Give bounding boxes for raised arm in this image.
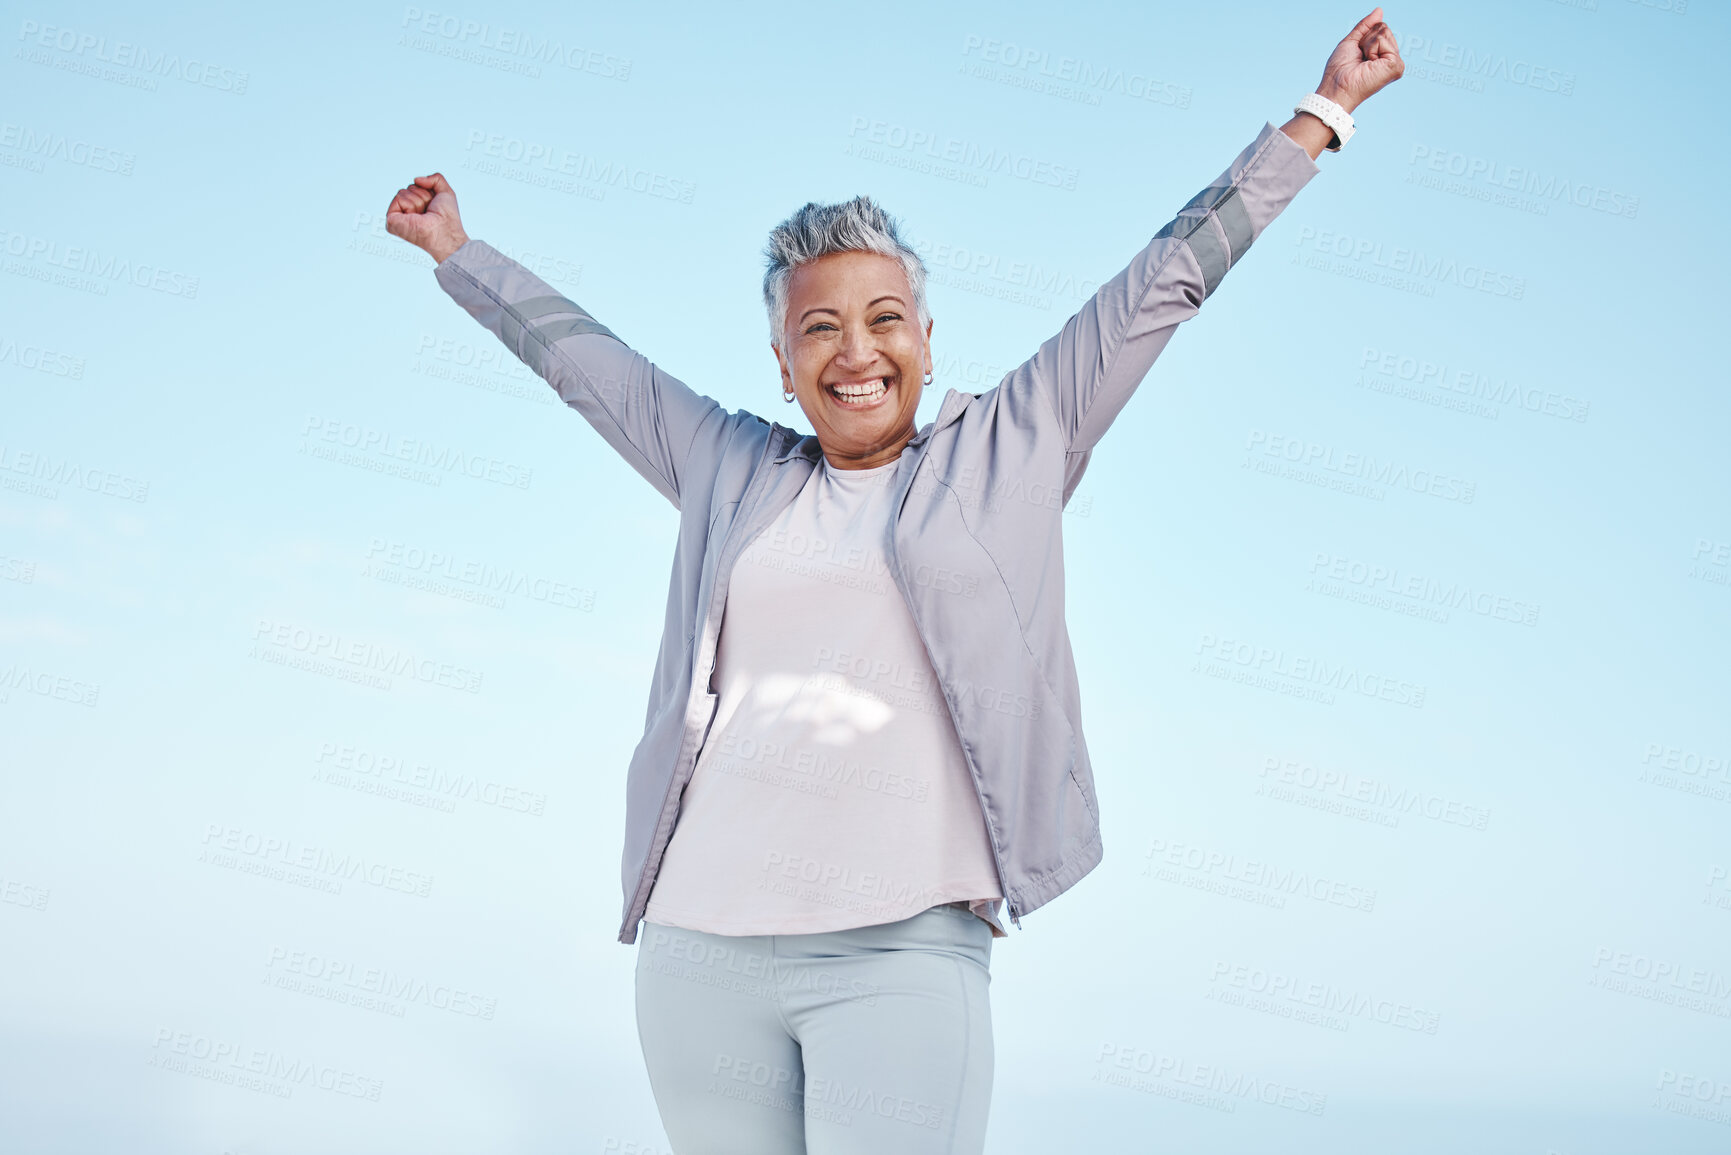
[1003,8,1404,459]
[386,173,735,510]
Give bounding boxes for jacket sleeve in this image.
[1001,121,1320,460]
[432,239,732,510]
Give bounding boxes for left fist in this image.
[1316,7,1404,113]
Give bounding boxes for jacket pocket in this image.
[706,500,739,544]
[1067,757,1100,824]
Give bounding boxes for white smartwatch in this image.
[1294,92,1355,152]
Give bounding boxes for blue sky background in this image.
[3,0,1728,1151]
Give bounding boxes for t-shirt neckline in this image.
[821,454,902,480]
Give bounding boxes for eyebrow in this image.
[797,295,907,326]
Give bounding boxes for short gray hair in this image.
[761,194,930,351]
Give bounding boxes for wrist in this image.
[1293,91,1356,154]
[1280,113,1334,162]
[1315,85,1359,115]
[431,231,470,265]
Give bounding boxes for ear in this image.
[771,340,792,389]
[923,317,934,377]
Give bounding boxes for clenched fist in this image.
[1316,7,1405,113]
[387,172,470,265]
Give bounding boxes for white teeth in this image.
[832,377,889,401]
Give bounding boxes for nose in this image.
[834,323,881,373]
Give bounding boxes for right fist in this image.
[386,172,470,264]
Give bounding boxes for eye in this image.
[805,322,837,334]
[872,312,901,325]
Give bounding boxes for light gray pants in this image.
[634,902,995,1154]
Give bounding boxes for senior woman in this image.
[388,11,1402,1152]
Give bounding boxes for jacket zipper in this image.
[884,459,1022,931]
[622,429,786,938]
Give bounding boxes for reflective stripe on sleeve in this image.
[512,293,623,342]
[1154,181,1255,299]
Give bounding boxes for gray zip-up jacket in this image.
[432,121,1319,944]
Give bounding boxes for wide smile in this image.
[824,374,895,410]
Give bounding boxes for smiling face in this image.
[772,250,933,471]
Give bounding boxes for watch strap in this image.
[1294,92,1355,152]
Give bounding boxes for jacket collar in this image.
[770,387,971,464]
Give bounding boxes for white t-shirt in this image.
[644,451,1007,937]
